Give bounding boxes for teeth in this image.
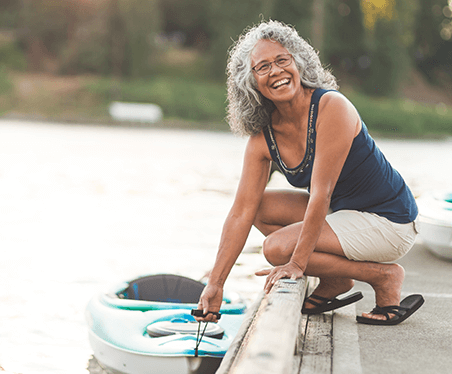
[273,79,289,88]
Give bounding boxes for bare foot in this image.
[303,277,355,310]
[362,263,405,320]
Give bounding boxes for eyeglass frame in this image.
[252,54,293,76]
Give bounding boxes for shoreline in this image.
[1,114,451,141]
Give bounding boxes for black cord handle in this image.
[191,309,221,357]
[191,309,221,320]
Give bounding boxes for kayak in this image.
[416,190,452,260]
[86,274,246,374]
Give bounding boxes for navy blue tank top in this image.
[263,88,418,224]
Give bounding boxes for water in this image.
[0,119,451,374]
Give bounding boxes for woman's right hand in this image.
[195,284,224,323]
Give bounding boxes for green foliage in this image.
[324,0,367,75]
[270,0,314,40]
[348,92,452,136]
[361,18,404,97]
[0,41,27,71]
[205,0,316,81]
[7,0,450,99]
[85,74,452,136]
[87,76,227,122]
[395,0,420,49]
[60,23,111,75]
[0,66,13,96]
[412,0,452,85]
[0,0,450,134]
[153,50,212,82]
[119,0,162,78]
[19,0,161,77]
[324,0,420,97]
[160,0,211,48]
[205,0,265,80]
[20,0,72,55]
[0,0,20,28]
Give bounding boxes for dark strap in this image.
[308,294,331,302]
[195,322,209,357]
[311,88,332,104]
[370,305,410,320]
[304,294,334,307]
[191,309,222,356]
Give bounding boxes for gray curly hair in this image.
[226,20,339,136]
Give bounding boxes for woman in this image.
[196,20,423,325]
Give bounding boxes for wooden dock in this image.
[217,277,334,374]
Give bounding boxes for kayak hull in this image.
[417,190,452,261]
[86,274,246,374]
[88,330,222,374]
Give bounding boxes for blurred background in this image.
[0,0,451,136]
[0,1,451,373]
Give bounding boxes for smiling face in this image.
[250,39,302,104]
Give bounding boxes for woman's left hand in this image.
[255,262,304,293]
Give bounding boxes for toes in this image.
[362,312,384,320]
[361,312,395,320]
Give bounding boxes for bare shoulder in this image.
[317,91,360,134]
[319,91,357,114]
[245,130,272,161]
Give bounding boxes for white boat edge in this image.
[417,190,452,261]
[89,329,221,374]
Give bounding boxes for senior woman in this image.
[196,20,423,325]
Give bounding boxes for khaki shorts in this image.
[325,210,418,262]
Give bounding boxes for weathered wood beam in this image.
[217,277,308,374]
[216,290,266,374]
[299,312,333,374]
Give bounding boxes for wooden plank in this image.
[216,291,265,374]
[292,313,309,374]
[226,278,308,374]
[292,276,320,373]
[299,312,333,374]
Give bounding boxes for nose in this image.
[269,63,284,76]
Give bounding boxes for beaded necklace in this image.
[267,102,315,176]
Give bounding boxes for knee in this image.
[262,233,289,266]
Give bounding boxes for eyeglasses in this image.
[252,54,293,76]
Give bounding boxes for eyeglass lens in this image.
[253,54,292,75]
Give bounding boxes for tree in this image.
[18,0,73,72]
[0,0,20,28]
[160,0,211,49]
[206,0,280,80]
[362,17,402,96]
[16,0,161,77]
[412,0,452,87]
[324,0,367,79]
[271,0,315,42]
[119,0,161,78]
[359,0,419,97]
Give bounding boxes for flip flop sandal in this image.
[302,291,364,315]
[356,294,424,325]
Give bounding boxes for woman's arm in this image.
[262,92,360,291]
[196,132,271,321]
[291,92,360,267]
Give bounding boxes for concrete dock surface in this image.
[331,241,452,374]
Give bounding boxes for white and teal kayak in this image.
[417,190,452,260]
[86,274,246,374]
